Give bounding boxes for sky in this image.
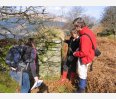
[46,6,107,20]
[83,6,106,20]
[0,0,114,21]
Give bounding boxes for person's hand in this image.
[73,52,77,57]
[34,76,39,82]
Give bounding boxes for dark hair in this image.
[26,38,34,47]
[73,17,86,28]
[28,38,34,43]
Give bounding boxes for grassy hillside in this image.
[0,72,19,93]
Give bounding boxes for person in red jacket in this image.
[73,17,97,93]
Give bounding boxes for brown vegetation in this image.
[87,37,116,93]
[31,37,116,93]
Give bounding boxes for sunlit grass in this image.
[0,71,19,93]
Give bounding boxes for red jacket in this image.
[73,26,97,64]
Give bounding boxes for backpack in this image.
[18,46,34,71]
[5,45,31,71]
[6,45,34,86]
[22,46,34,63]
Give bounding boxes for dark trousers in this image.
[62,57,77,79]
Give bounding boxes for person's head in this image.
[70,28,79,39]
[73,17,86,32]
[28,38,34,43]
[26,38,35,48]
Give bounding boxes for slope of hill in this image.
[87,37,116,92]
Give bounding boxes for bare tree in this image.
[64,6,84,30]
[82,15,97,28]
[66,6,84,21]
[101,6,116,38]
[63,6,96,30]
[0,6,51,39]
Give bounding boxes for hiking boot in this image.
[58,71,68,83]
[61,71,68,79]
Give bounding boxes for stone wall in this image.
[36,39,62,78]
